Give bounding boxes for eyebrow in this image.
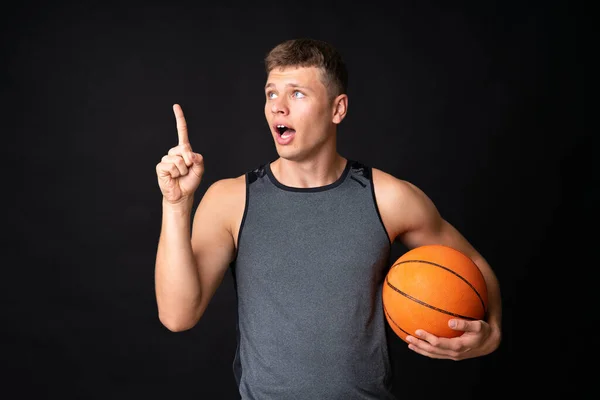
[264,83,312,91]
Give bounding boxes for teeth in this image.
[277,124,286,128]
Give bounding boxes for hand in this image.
[156,104,205,204]
[404,319,501,361]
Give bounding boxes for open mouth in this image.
[276,124,296,137]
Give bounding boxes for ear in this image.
[332,94,348,124]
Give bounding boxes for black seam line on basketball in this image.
[383,302,410,337]
[385,275,478,320]
[391,259,487,315]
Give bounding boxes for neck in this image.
[271,153,347,189]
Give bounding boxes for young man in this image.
[155,38,502,399]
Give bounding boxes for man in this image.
[154,38,502,399]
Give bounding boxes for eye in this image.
[292,91,305,99]
[267,92,278,99]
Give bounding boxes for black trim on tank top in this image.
[368,166,393,248]
[265,159,351,192]
[346,160,390,247]
[349,160,371,179]
[231,172,251,264]
[247,164,267,184]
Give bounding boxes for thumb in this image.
[191,152,203,164]
[190,153,204,177]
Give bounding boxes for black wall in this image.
[3,1,585,399]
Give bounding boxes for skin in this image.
[154,65,502,361]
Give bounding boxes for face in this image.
[264,66,347,161]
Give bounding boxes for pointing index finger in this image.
[173,104,189,145]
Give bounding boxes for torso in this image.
[225,166,402,252]
[229,159,397,398]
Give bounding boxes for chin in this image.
[274,147,304,162]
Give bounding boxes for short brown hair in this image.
[264,38,348,98]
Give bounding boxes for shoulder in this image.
[371,167,441,241]
[199,160,269,215]
[194,174,246,224]
[191,173,247,239]
[371,167,424,204]
[201,174,246,206]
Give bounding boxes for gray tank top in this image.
[231,159,397,400]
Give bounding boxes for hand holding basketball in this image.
[405,317,495,361]
[156,104,205,204]
[383,244,488,341]
[382,244,499,360]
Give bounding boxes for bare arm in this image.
[374,168,502,357]
[154,104,242,332]
[396,182,502,338]
[155,179,240,332]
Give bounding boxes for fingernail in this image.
[449,320,456,328]
[415,330,424,337]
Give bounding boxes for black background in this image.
[3,0,586,399]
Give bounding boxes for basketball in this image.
[382,244,488,343]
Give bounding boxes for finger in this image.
[168,145,185,156]
[413,329,440,346]
[189,152,204,178]
[411,329,469,353]
[449,319,482,333]
[407,334,463,358]
[160,155,189,176]
[156,161,181,179]
[173,104,190,146]
[407,342,454,360]
[168,146,195,166]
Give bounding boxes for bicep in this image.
[374,170,482,260]
[395,182,480,259]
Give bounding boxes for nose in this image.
[271,97,289,115]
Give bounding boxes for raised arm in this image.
[154,104,243,332]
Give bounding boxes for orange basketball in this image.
[382,244,488,343]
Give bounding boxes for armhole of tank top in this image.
[369,167,392,248]
[231,172,250,263]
